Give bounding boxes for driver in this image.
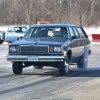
[60,27,70,38]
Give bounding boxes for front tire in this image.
[58,61,69,75]
[12,62,23,74]
[77,47,88,70]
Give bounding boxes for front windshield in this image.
[24,27,71,39]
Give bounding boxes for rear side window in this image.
[7,27,14,32]
[76,27,87,38]
[68,27,76,37]
[72,27,80,38]
[22,27,27,32]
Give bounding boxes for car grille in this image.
[20,45,48,54]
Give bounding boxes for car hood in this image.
[10,38,68,46]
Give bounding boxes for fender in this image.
[63,47,72,63]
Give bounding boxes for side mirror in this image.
[71,36,77,40]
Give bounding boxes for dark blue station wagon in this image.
[6,24,91,75]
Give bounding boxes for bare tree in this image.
[0,0,100,26]
[23,0,33,26]
[78,0,82,25]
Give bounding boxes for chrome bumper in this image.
[7,55,65,62]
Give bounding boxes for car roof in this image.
[30,24,81,27]
[7,25,27,27]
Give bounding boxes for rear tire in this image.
[12,62,23,74]
[77,47,88,70]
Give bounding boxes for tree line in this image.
[0,0,100,27]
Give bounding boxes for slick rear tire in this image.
[77,47,88,70]
[12,62,23,74]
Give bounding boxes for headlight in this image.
[54,47,61,52]
[9,46,19,53]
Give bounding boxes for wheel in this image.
[12,62,23,74]
[0,40,4,44]
[58,61,69,75]
[77,47,88,70]
[34,66,43,69]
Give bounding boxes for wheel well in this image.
[67,50,71,60]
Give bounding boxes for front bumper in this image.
[7,55,65,62]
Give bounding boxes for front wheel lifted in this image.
[58,61,69,75]
[12,62,23,74]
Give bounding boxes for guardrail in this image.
[92,34,100,42]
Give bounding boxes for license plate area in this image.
[28,56,38,61]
